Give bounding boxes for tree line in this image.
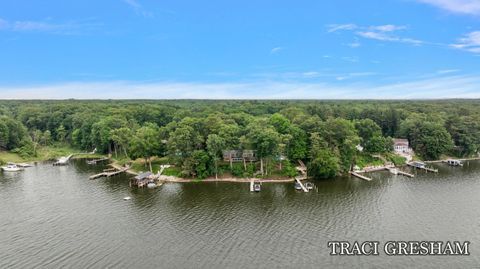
[0,100,479,179]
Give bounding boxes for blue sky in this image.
[1,0,480,99]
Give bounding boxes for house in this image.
[223,150,257,162]
[393,138,411,154]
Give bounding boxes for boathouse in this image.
[131,172,153,187]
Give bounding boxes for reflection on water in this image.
[1,160,480,268]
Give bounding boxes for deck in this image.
[350,171,372,181]
[89,167,129,180]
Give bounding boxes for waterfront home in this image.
[393,139,412,154]
[222,150,257,162]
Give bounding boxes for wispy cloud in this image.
[437,69,460,74]
[123,0,153,17]
[416,0,480,16]
[3,74,477,99]
[451,31,480,53]
[327,23,424,45]
[0,18,101,35]
[270,47,283,54]
[327,24,357,33]
[356,31,423,45]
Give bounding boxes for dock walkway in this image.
[87,157,110,165]
[350,171,372,181]
[89,167,129,180]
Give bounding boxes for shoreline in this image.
[159,175,296,183]
[424,157,480,163]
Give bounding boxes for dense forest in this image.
[1,100,480,179]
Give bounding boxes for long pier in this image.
[53,154,74,166]
[387,168,415,178]
[350,171,372,181]
[397,170,415,178]
[295,177,309,192]
[87,157,110,164]
[89,167,129,180]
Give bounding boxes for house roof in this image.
[393,138,409,145]
[134,172,153,180]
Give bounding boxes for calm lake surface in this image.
[1,160,480,268]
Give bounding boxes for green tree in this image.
[56,125,67,143]
[206,134,226,179]
[245,120,280,175]
[308,133,340,179]
[130,123,161,172]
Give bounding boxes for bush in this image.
[386,154,407,166]
[231,163,245,177]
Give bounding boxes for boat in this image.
[411,161,426,168]
[305,182,314,190]
[294,182,302,191]
[147,182,156,189]
[446,159,463,167]
[123,196,132,201]
[86,160,96,165]
[389,168,399,175]
[253,183,261,192]
[16,163,33,168]
[1,163,23,172]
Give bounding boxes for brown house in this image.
[223,150,257,162]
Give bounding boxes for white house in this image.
[393,138,411,154]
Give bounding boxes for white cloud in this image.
[417,0,480,15]
[327,24,357,32]
[437,69,460,74]
[270,47,283,54]
[451,31,480,53]
[2,74,477,99]
[357,31,423,44]
[0,18,101,34]
[369,24,406,32]
[123,0,153,17]
[327,23,423,46]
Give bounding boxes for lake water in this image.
[1,160,480,268]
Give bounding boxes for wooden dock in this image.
[397,170,415,177]
[89,167,129,180]
[387,168,414,178]
[53,154,73,166]
[87,157,110,165]
[295,177,309,192]
[250,179,254,192]
[350,171,372,181]
[407,163,438,173]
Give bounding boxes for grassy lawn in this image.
[0,144,104,165]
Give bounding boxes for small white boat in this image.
[389,168,399,175]
[446,159,463,167]
[1,163,23,172]
[123,196,132,201]
[305,182,314,190]
[147,182,156,189]
[253,183,261,192]
[294,182,302,191]
[16,163,33,168]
